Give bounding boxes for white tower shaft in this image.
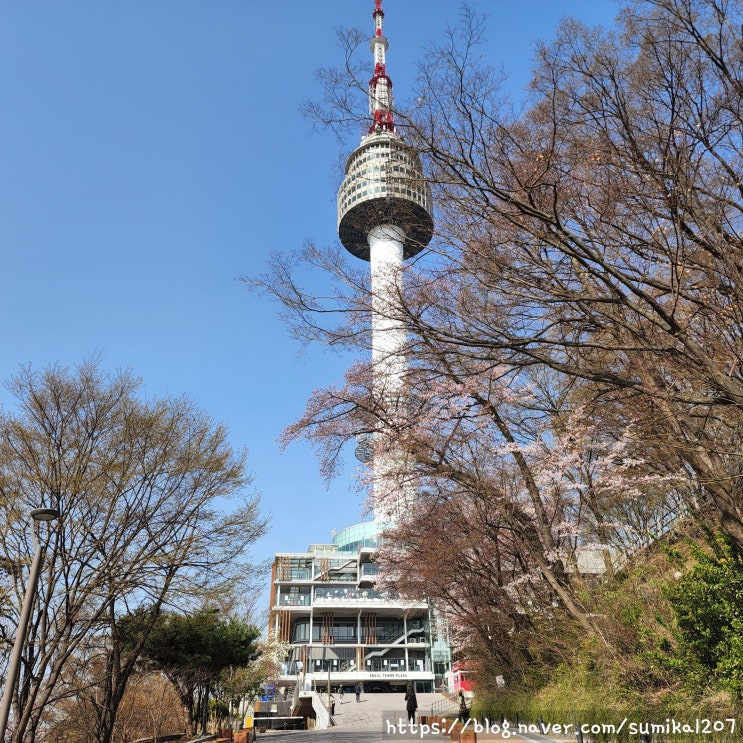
[369,224,406,390]
[368,224,411,523]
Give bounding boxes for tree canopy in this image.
[0,360,268,743]
[138,607,261,735]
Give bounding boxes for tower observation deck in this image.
[338,133,434,260]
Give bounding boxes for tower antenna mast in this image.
[369,0,395,134]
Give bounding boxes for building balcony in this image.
[276,595,312,608]
[277,569,312,581]
[278,658,433,676]
[312,588,427,609]
[364,659,431,673]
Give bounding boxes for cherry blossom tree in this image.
[259,0,743,541]
[255,0,743,676]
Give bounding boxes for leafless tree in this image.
[0,360,268,743]
[405,0,743,547]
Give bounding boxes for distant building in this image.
[268,520,450,694]
[449,659,474,699]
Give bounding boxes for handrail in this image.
[291,676,301,715]
[430,696,458,716]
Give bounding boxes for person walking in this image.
[404,684,418,724]
[339,686,345,703]
[354,683,361,702]
[457,690,469,722]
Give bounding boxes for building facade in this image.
[268,521,449,694]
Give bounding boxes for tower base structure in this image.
[268,521,451,696]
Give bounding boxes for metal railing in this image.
[430,695,458,716]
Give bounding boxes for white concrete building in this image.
[268,521,450,695]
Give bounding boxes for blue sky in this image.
[0,1,618,607]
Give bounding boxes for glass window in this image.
[333,624,357,643]
[292,621,310,642]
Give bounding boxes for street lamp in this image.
[0,507,60,740]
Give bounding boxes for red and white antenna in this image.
[368,0,394,134]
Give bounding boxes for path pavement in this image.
[252,692,570,742]
[331,691,452,731]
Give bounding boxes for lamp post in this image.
[0,507,60,740]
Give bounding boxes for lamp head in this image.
[30,508,60,523]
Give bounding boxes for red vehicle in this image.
[451,660,473,697]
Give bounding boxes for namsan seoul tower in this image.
[337,0,434,522]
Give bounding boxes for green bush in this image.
[665,535,743,697]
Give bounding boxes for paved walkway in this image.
[331,692,452,731]
[252,693,570,742]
